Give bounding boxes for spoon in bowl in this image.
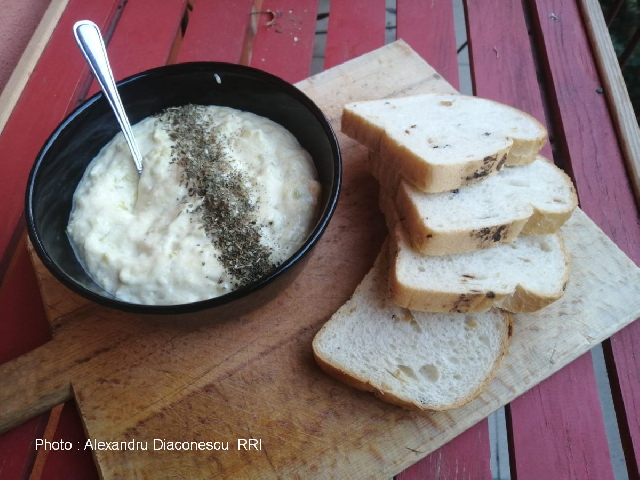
[73,20,143,174]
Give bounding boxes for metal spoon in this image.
[73,20,143,174]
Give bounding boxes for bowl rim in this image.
[25,62,342,314]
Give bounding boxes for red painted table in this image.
[0,1,638,478]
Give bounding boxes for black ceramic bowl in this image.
[26,63,341,315]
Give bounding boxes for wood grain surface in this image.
[509,352,616,479]
[529,0,639,261]
[465,1,615,477]
[0,0,125,266]
[0,1,125,477]
[249,0,318,83]
[40,3,196,475]
[176,0,253,64]
[0,0,70,137]
[395,1,490,477]
[578,0,640,203]
[465,0,553,160]
[323,0,386,70]
[397,0,460,90]
[0,41,638,478]
[0,414,49,480]
[529,1,640,475]
[86,0,188,97]
[397,420,492,480]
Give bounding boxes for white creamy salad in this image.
[67,105,321,305]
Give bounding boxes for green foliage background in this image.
[599,0,639,119]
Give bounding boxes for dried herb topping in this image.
[160,105,275,288]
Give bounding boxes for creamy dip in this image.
[67,105,321,305]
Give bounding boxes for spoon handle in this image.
[73,20,143,174]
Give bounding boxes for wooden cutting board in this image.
[1,40,639,479]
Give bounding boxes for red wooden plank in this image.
[249,0,318,83]
[465,0,629,477]
[508,355,614,479]
[0,239,53,479]
[0,0,51,93]
[396,0,459,90]
[528,0,639,259]
[604,324,640,475]
[177,0,253,64]
[0,415,49,480]
[397,418,492,479]
[87,0,187,97]
[40,403,99,480]
[0,239,50,365]
[0,2,122,478]
[0,240,50,479]
[465,0,552,159]
[528,0,640,475]
[3,2,187,471]
[40,1,192,478]
[323,0,386,69]
[29,405,63,479]
[0,0,124,270]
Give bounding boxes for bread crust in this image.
[370,153,578,256]
[388,226,571,313]
[381,139,513,193]
[312,309,513,411]
[494,234,572,313]
[521,178,578,235]
[394,184,528,255]
[342,93,547,193]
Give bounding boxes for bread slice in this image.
[342,93,547,193]
[371,153,577,255]
[390,225,570,313]
[312,247,511,411]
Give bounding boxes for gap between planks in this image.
[525,0,639,478]
[577,0,640,205]
[0,0,70,137]
[28,404,64,480]
[241,0,263,66]
[166,0,194,65]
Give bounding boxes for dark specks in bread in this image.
[466,154,499,180]
[496,153,508,171]
[474,225,509,244]
[452,294,472,313]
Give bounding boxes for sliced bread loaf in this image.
[342,93,547,193]
[390,224,571,313]
[312,247,511,411]
[371,153,577,255]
